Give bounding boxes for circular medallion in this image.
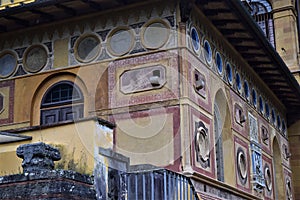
[0,51,17,78]
[265,103,270,119]
[204,40,212,63]
[277,115,281,129]
[142,20,170,49]
[216,52,223,75]
[75,35,101,62]
[236,72,241,92]
[191,27,200,52]
[237,148,247,183]
[226,63,233,84]
[252,89,257,107]
[259,96,264,114]
[196,126,210,162]
[264,165,272,191]
[24,45,48,73]
[244,80,249,100]
[108,28,134,56]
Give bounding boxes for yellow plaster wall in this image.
[53,38,69,68]
[12,62,109,127]
[0,119,113,176]
[115,113,174,167]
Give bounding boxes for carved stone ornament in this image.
[264,165,272,191]
[237,147,247,184]
[251,143,265,192]
[286,178,293,200]
[261,126,269,145]
[120,65,166,94]
[16,142,61,174]
[193,70,206,97]
[235,104,246,126]
[248,112,258,142]
[283,144,292,160]
[195,121,210,168]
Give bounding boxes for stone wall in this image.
[0,170,96,200]
[0,142,96,200]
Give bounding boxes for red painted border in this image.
[190,106,215,179]
[262,154,274,200]
[234,135,252,193]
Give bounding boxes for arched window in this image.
[40,81,84,125]
[249,0,275,47]
[214,103,224,182]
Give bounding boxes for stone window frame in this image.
[107,26,135,57]
[23,44,48,73]
[140,18,171,50]
[235,72,242,93]
[74,33,101,63]
[225,62,233,85]
[190,26,201,53]
[203,39,213,64]
[215,51,223,76]
[0,50,18,78]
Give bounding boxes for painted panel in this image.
[108,51,179,108]
[111,106,180,171]
[230,90,248,138]
[190,107,215,179]
[0,80,14,124]
[234,136,251,193]
[186,52,212,114]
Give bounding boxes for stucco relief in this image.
[249,112,258,142]
[264,164,272,192]
[237,147,247,185]
[195,121,210,168]
[120,65,166,94]
[193,69,206,98]
[234,103,246,126]
[286,177,293,200]
[251,143,265,192]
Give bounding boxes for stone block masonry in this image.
[0,142,96,200]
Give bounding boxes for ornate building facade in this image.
[0,0,299,199]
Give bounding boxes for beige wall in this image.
[0,119,113,176]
